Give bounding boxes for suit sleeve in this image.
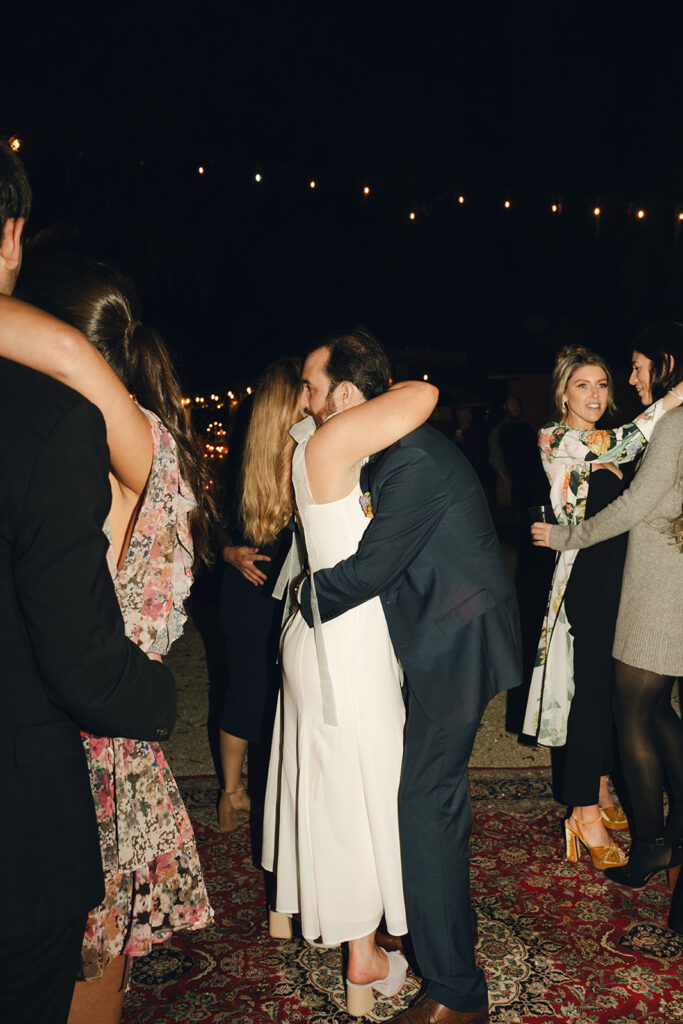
[300,446,449,625]
[14,399,177,739]
[549,412,682,552]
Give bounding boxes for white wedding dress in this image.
[262,417,407,945]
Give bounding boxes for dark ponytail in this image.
[18,252,217,567]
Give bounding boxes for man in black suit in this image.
[298,329,522,1024]
[0,140,177,1023]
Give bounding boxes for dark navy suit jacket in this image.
[1,359,177,933]
[299,424,522,726]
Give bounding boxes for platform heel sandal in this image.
[345,950,408,1017]
[268,911,293,939]
[564,814,627,870]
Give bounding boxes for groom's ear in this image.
[339,381,365,408]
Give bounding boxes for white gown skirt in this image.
[262,597,407,945]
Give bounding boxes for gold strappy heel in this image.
[565,814,628,870]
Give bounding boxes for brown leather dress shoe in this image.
[390,993,489,1023]
[376,931,405,953]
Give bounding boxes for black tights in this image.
[614,660,683,841]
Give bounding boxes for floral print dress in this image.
[522,398,667,747]
[79,407,213,981]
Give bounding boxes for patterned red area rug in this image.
[121,770,683,1024]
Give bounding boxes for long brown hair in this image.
[239,357,303,546]
[18,253,217,566]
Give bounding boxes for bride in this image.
[262,328,438,1016]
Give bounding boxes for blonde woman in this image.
[218,357,303,832]
[523,344,681,870]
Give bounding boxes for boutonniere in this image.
[359,492,374,518]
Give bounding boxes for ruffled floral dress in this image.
[523,398,667,747]
[79,407,213,981]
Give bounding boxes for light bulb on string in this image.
[551,204,558,213]
[504,199,511,209]
[409,211,416,221]
[198,166,205,175]
[254,172,262,182]
[309,180,316,190]
[593,206,601,217]
[363,185,370,196]
[423,374,429,381]
[458,195,465,204]
[8,136,21,152]
[637,208,645,220]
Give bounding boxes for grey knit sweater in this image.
[549,406,683,675]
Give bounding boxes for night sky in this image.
[5,5,683,395]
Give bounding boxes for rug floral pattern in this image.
[122,770,682,1024]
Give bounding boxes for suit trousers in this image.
[400,692,488,1012]
[0,911,88,1024]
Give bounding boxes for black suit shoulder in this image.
[0,359,108,532]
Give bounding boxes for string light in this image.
[593,207,601,217]
[198,166,205,175]
[309,180,316,189]
[637,208,645,220]
[255,172,262,182]
[551,204,558,213]
[363,185,370,196]
[409,211,416,220]
[423,374,429,381]
[9,136,21,152]
[504,200,511,209]
[678,213,683,222]
[458,195,465,204]
[246,386,252,394]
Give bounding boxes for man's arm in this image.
[548,409,683,552]
[14,399,176,739]
[299,446,449,625]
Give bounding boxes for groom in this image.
[297,328,522,1024]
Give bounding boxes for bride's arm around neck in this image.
[305,380,438,504]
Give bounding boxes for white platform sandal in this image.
[346,949,408,1016]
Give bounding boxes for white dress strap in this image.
[288,415,338,727]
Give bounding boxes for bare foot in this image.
[570,811,611,848]
[347,945,389,987]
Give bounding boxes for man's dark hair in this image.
[316,326,391,400]
[0,139,31,229]
[632,321,683,399]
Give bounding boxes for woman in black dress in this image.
[218,357,303,832]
